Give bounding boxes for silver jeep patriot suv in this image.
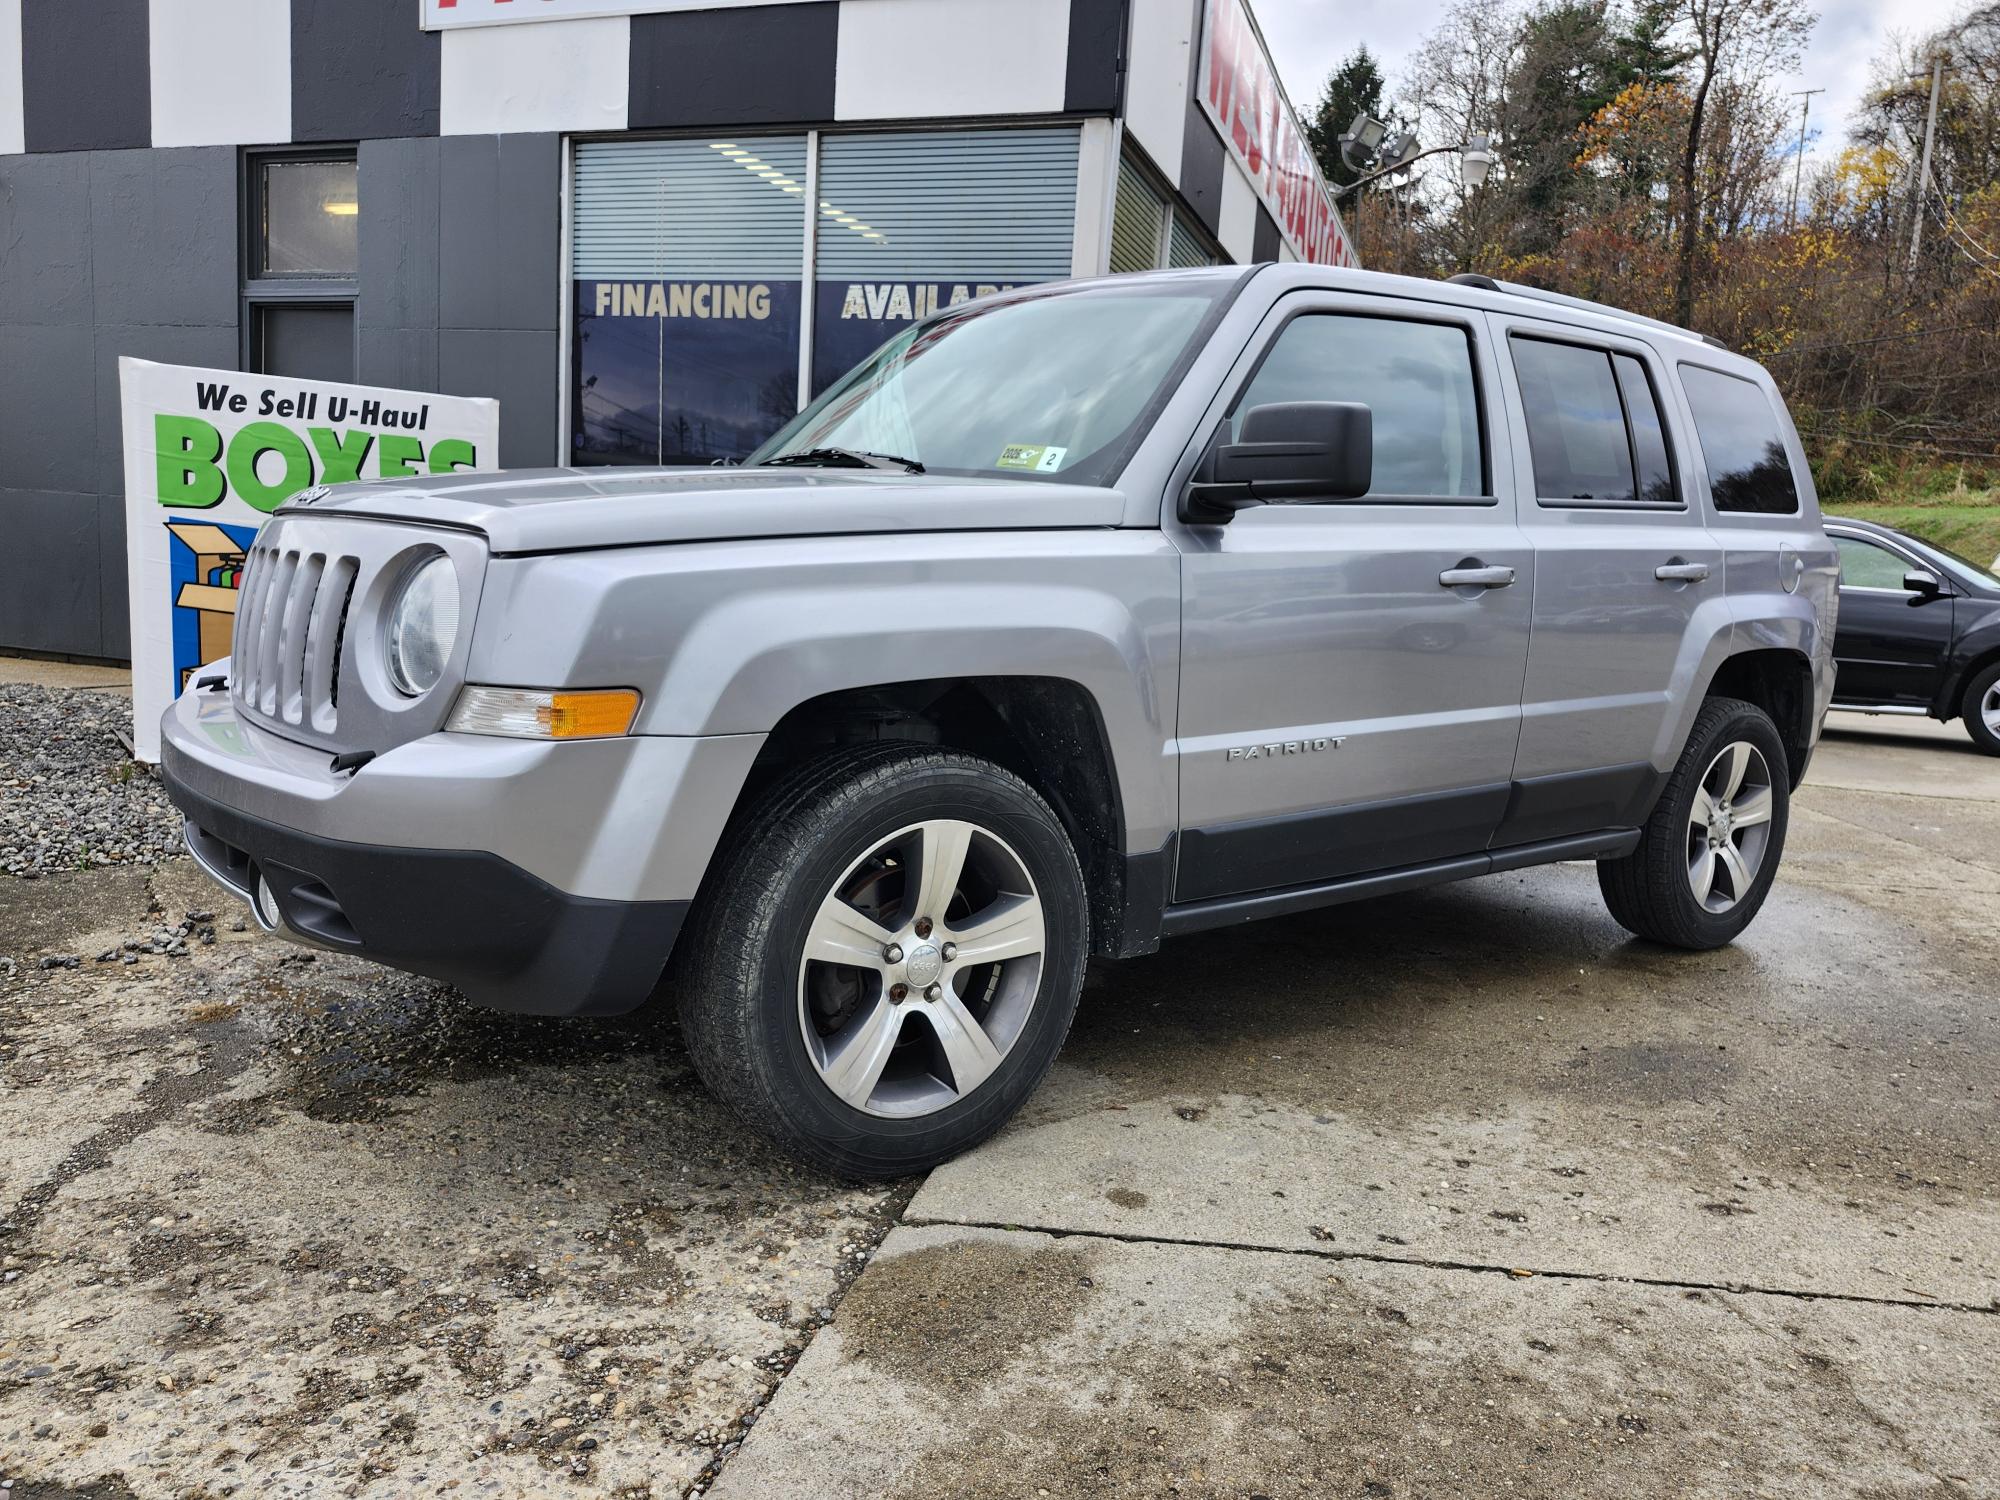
[163,265,1837,1177]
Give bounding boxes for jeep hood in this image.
[275,466,1128,554]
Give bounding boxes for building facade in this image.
[0,0,1351,660]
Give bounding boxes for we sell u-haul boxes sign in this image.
[119,358,499,762]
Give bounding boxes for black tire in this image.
[674,743,1088,1180]
[1960,660,2000,756]
[1597,696,1791,949]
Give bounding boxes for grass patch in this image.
[1810,452,2000,566]
[1822,499,2000,570]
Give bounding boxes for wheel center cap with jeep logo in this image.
[903,942,944,987]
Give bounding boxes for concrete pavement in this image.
[713,721,2000,1498]
[2,696,1995,1498]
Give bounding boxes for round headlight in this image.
[386,556,460,697]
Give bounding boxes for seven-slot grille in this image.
[231,540,360,733]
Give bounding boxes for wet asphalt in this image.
[1,711,1996,1498]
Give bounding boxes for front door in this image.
[1829,530,1955,706]
[1171,295,1532,904]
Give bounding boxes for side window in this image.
[1835,536,1914,590]
[1613,354,1676,504]
[1679,365,1801,515]
[1233,314,1485,499]
[1510,336,1680,507]
[1512,337,1632,502]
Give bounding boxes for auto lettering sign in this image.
[1197,0,1357,268]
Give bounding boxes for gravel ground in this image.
[0,685,181,879]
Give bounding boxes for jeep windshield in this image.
[750,274,1240,488]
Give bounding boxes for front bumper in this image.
[160,675,762,1016]
[167,765,686,1015]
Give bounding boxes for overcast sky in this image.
[1251,0,1968,171]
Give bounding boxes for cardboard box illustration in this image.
[166,520,259,693]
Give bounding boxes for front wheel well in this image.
[726,678,1132,958]
[1944,646,2000,718]
[1702,649,1815,787]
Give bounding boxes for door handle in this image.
[1438,565,1516,589]
[1655,562,1711,583]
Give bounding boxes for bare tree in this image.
[1667,0,1814,323]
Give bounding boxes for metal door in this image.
[1170,294,1532,903]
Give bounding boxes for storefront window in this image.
[1110,157,1168,275]
[569,128,1085,465]
[571,137,809,465]
[810,128,1081,396]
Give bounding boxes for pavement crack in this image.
[677,1176,921,1500]
[901,1214,2000,1318]
[0,1021,257,1257]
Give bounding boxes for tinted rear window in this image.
[1679,365,1800,514]
[1509,337,1680,507]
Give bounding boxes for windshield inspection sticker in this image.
[996,444,1069,473]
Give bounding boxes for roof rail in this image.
[1445,273,1727,351]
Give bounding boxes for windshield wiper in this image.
[760,446,925,474]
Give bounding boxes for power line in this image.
[1768,322,2000,356]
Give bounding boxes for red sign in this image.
[1198,0,1356,267]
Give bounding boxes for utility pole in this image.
[1908,54,1945,272]
[1787,87,1824,231]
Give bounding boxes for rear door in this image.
[1828,528,1955,706]
[1169,292,1533,902]
[1491,319,1726,843]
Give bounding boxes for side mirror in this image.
[1182,401,1373,523]
[1904,568,1944,598]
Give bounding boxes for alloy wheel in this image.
[1983,681,2000,738]
[1686,740,1775,914]
[797,819,1045,1118]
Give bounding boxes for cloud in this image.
[1249,0,1971,168]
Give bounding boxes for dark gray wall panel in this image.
[0,324,96,495]
[359,137,441,330]
[0,153,94,324]
[0,489,102,656]
[1065,0,1127,114]
[358,327,441,394]
[97,493,131,660]
[20,0,150,153]
[1179,101,1225,237]
[438,134,560,332]
[358,136,443,391]
[439,329,558,470]
[89,149,240,328]
[92,324,242,496]
[292,0,440,142]
[628,4,838,128]
[1253,205,1281,263]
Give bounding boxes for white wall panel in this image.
[1123,0,1194,182]
[1072,117,1117,276]
[835,0,1068,121]
[1219,156,1257,263]
[441,16,629,136]
[0,0,22,155]
[149,0,290,148]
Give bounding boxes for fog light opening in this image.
[253,872,284,934]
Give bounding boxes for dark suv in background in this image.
[1826,516,2000,754]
